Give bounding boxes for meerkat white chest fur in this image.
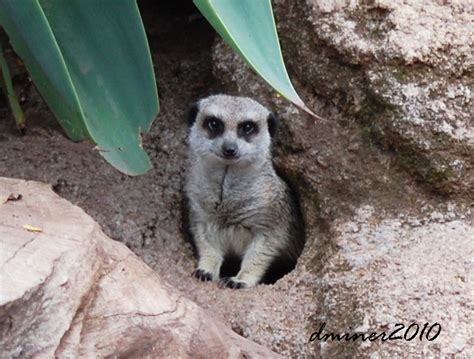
[184,95,305,289]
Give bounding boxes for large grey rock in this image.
[277,0,473,196]
[313,205,474,358]
[0,177,281,358]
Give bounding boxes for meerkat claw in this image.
[219,277,247,289]
[193,269,213,282]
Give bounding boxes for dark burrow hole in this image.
[138,0,197,16]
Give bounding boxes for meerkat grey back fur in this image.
[184,94,305,289]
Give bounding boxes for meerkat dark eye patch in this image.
[238,120,258,138]
[267,113,278,138]
[187,103,199,127]
[203,116,224,137]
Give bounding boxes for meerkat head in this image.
[187,95,278,167]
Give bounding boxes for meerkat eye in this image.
[238,121,258,137]
[203,116,224,136]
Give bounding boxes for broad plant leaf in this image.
[0,44,25,131]
[0,0,159,175]
[194,0,319,118]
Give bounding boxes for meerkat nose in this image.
[222,142,238,159]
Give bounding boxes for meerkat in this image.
[184,94,305,289]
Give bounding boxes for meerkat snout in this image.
[184,94,305,289]
[222,141,238,159]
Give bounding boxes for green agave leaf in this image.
[0,0,159,175]
[0,43,25,131]
[194,0,320,118]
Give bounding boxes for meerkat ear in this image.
[267,112,278,138]
[187,102,200,127]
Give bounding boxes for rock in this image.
[0,177,281,358]
[281,0,473,196]
[312,206,474,358]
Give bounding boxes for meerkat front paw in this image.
[219,277,249,289]
[193,269,213,282]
